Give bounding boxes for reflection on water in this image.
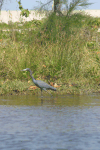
[0,94,100,150]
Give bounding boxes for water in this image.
[0,94,100,150]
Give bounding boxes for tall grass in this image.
[0,12,100,94]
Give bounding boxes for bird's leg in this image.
[41,89,43,98]
[44,89,53,97]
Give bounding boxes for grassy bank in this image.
[0,12,100,96]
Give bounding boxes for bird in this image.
[21,68,56,97]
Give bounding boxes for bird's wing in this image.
[36,80,50,88]
[36,80,56,91]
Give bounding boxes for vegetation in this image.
[0,11,100,96]
[17,0,30,17]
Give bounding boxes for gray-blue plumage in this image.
[21,68,56,96]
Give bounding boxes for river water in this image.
[0,94,100,150]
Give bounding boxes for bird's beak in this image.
[21,69,27,71]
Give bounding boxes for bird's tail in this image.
[50,86,56,91]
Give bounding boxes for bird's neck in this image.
[32,77,36,84]
[29,70,36,84]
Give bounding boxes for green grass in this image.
[0,12,100,95]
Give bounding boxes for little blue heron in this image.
[21,68,56,97]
